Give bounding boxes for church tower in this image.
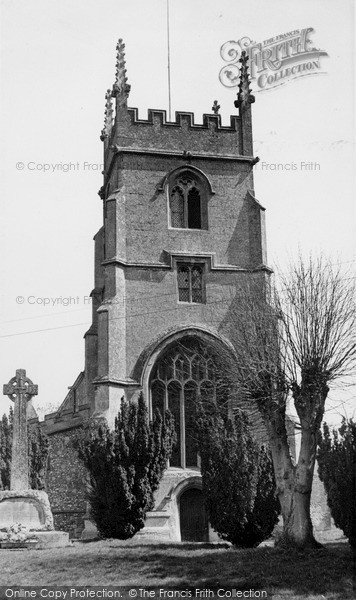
[84,40,269,540]
[44,40,270,541]
[86,39,268,417]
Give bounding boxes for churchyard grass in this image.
[0,539,353,599]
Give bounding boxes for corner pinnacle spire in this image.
[100,89,114,141]
[112,38,131,103]
[234,51,255,109]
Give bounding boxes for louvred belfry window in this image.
[177,263,204,303]
[170,173,202,229]
[171,187,184,228]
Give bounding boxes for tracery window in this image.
[177,263,204,303]
[150,340,220,469]
[170,171,206,229]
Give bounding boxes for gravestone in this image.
[4,368,37,490]
[0,369,69,547]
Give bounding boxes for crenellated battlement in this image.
[102,106,245,160]
[126,108,240,132]
[100,105,246,174]
[100,40,256,166]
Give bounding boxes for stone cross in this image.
[3,369,38,491]
[212,100,220,115]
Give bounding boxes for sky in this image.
[0,0,355,423]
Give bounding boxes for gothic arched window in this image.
[150,340,223,469]
[169,171,208,229]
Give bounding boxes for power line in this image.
[1,269,355,337]
[0,295,252,337]
[2,268,355,327]
[0,322,89,338]
[0,290,178,325]
[1,280,355,338]
[0,307,92,324]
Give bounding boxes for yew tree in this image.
[75,393,175,539]
[196,403,280,547]
[0,410,12,489]
[317,418,356,548]
[220,257,356,549]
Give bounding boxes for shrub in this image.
[317,418,356,547]
[196,404,280,547]
[75,393,175,539]
[0,410,12,489]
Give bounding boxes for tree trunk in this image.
[264,407,321,549]
[277,476,321,548]
[278,382,329,548]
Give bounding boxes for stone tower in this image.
[44,41,270,541]
[86,40,268,419]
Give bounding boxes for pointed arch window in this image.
[169,171,208,229]
[150,340,222,469]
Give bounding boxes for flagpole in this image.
[167,0,172,121]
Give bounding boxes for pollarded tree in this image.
[317,418,356,548]
[275,258,355,547]
[75,393,176,539]
[214,257,356,548]
[0,406,49,490]
[196,403,280,547]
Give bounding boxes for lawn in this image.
[0,540,354,600]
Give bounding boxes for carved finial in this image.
[112,38,131,102]
[234,51,255,109]
[100,89,114,141]
[212,100,220,115]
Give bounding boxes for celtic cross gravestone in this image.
[3,369,38,490]
[0,369,71,547]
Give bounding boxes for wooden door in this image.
[179,488,209,542]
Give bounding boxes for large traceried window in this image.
[150,339,223,469]
[169,171,207,229]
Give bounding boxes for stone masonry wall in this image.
[119,154,257,268]
[101,147,265,383]
[105,109,244,167]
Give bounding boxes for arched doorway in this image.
[179,487,209,542]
